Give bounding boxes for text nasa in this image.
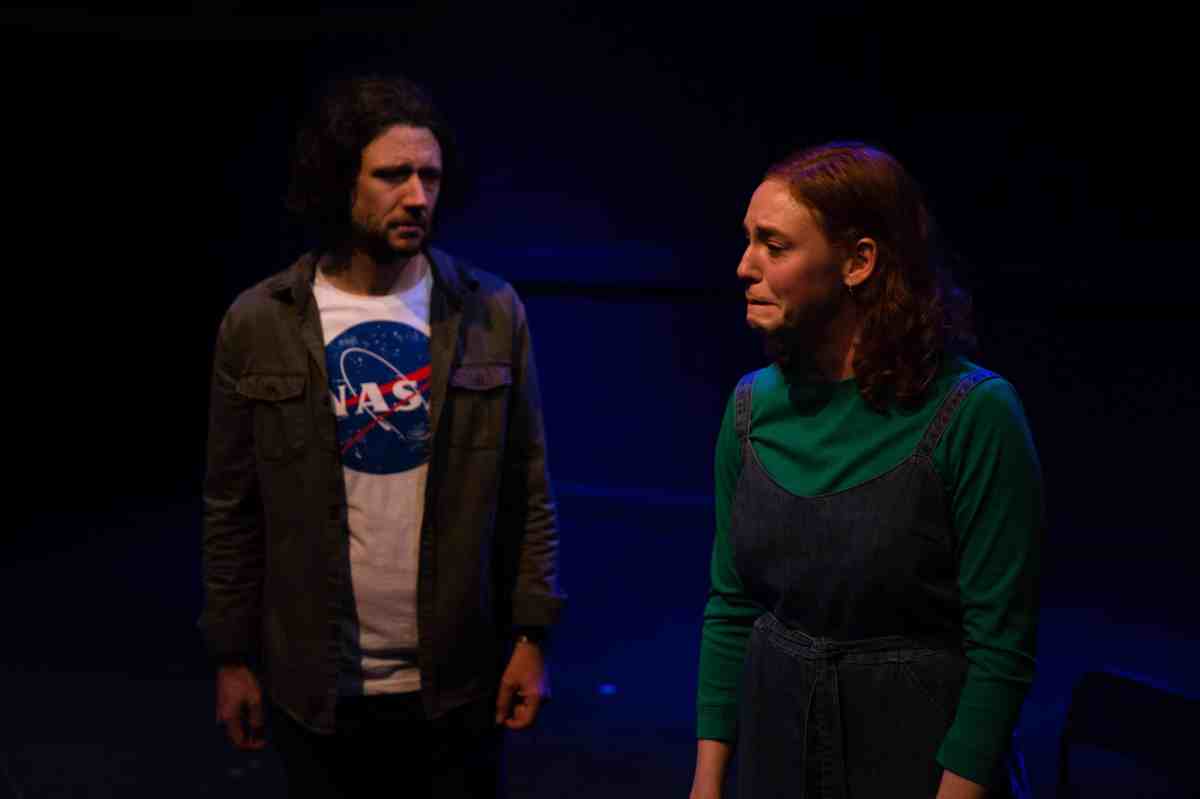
[330,379,424,418]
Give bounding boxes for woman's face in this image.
[737,179,848,334]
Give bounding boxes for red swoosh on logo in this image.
[341,364,432,409]
[339,365,432,454]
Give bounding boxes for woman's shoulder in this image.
[950,359,1025,416]
[932,357,1022,410]
[938,358,1036,458]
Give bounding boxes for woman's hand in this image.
[935,768,988,799]
[689,739,733,799]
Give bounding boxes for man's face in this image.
[738,179,848,336]
[349,124,443,258]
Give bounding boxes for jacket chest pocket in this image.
[445,363,512,450]
[236,373,309,462]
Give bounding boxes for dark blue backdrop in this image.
[5,6,1197,797]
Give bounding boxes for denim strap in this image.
[915,367,999,460]
[734,371,757,447]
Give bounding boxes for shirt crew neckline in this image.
[314,260,431,302]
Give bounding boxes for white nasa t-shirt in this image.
[313,261,432,695]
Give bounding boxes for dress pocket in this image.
[899,649,967,721]
[236,373,308,462]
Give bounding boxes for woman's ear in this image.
[843,237,877,290]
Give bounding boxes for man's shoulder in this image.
[225,275,281,317]
[430,247,522,309]
[223,254,313,319]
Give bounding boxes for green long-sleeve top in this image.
[697,357,1042,785]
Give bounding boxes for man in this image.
[200,75,564,797]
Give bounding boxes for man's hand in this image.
[216,663,266,750]
[494,639,548,729]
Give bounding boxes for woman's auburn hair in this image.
[766,142,976,411]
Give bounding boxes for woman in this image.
[690,143,1041,798]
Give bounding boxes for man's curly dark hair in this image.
[766,142,976,411]
[286,75,461,246]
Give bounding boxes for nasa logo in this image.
[325,320,431,474]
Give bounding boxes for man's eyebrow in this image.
[372,163,443,176]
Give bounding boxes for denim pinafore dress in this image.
[730,368,1028,799]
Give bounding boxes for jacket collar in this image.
[266,246,474,312]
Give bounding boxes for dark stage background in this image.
[4,5,1198,797]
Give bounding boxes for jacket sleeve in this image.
[198,307,265,664]
[497,291,566,630]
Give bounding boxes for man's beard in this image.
[355,220,429,262]
[761,286,848,375]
